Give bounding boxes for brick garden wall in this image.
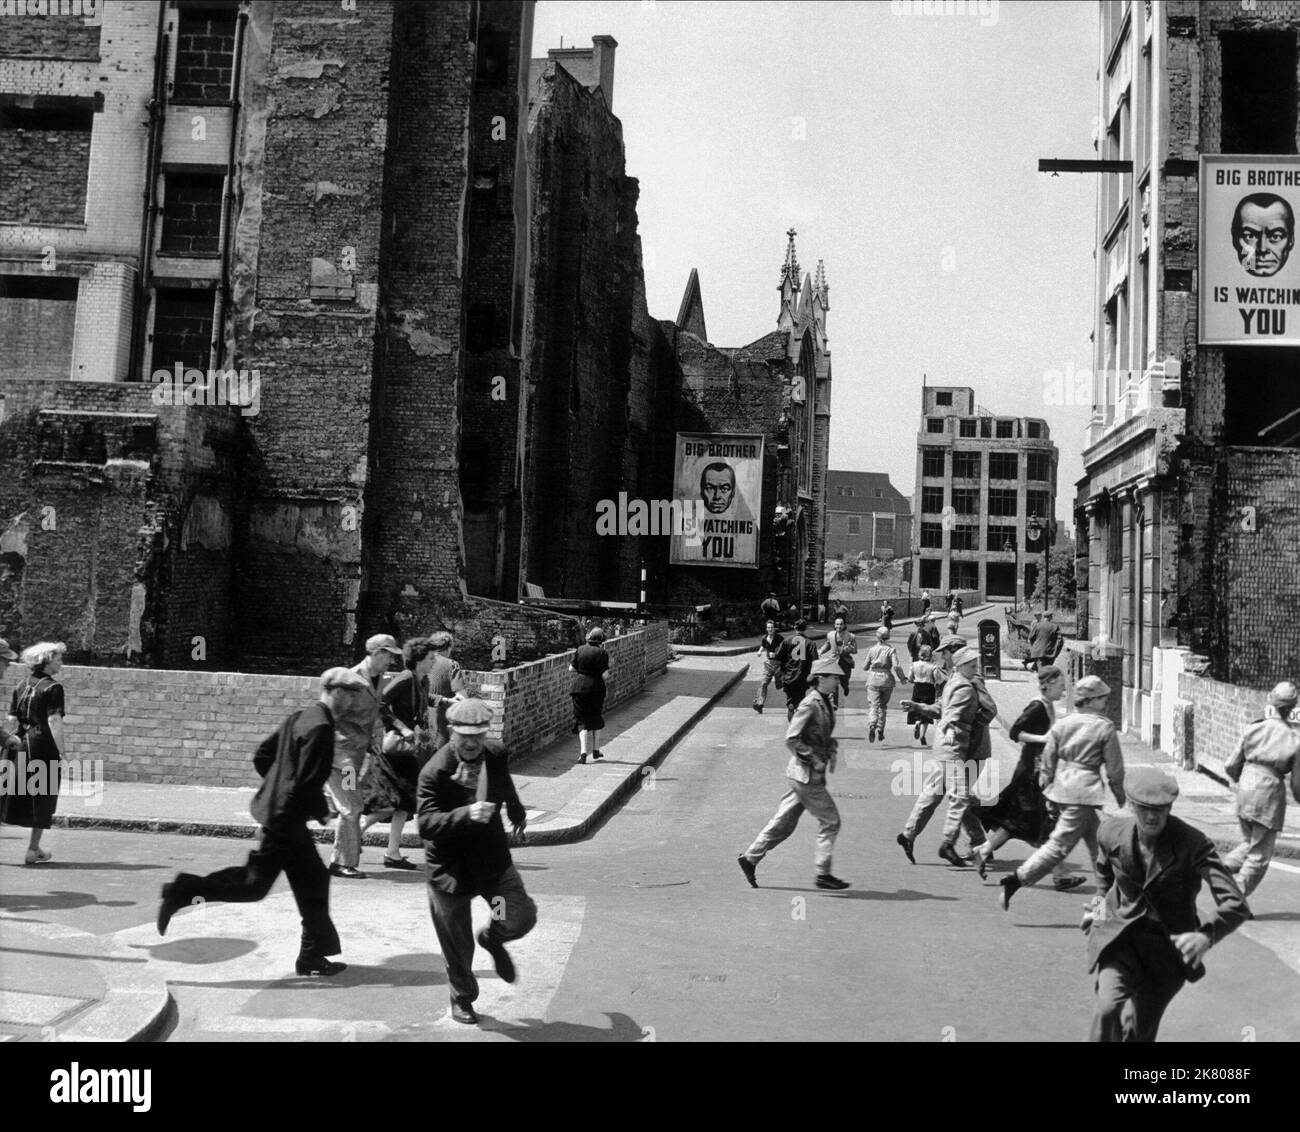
[5,621,670,786]
[1177,670,1269,772]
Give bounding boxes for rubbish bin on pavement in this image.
[977,618,1002,681]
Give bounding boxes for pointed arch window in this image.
[798,331,815,493]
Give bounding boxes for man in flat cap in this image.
[898,640,996,868]
[1083,767,1250,1042]
[1223,681,1300,895]
[156,667,369,977]
[417,697,534,1025]
[738,655,851,890]
[327,633,403,879]
[1001,674,1126,910]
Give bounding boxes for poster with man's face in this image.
[670,433,763,568]
[1200,155,1300,346]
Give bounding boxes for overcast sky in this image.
[531,0,1099,528]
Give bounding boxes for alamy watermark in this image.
[0,752,104,805]
[151,363,261,417]
[891,0,999,28]
[595,493,708,545]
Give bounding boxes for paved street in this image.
[3,668,1299,1043]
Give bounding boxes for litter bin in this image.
[977,618,1002,681]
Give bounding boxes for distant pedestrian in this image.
[921,591,932,617]
[776,619,815,721]
[906,644,946,746]
[572,626,611,764]
[1082,768,1250,1043]
[832,598,850,623]
[818,615,858,709]
[880,599,894,631]
[327,633,401,879]
[861,626,906,743]
[1222,681,1300,896]
[1000,675,1126,910]
[973,665,1085,891]
[417,698,534,1026]
[426,631,466,756]
[361,638,437,868]
[760,592,783,626]
[156,667,370,977]
[1026,609,1061,673]
[2,641,68,866]
[752,619,785,714]
[906,613,940,664]
[738,656,850,891]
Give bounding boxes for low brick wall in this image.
[5,622,670,786]
[831,591,984,625]
[1177,671,1269,771]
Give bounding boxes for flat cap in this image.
[1126,767,1179,807]
[952,646,981,667]
[0,638,17,661]
[937,635,966,652]
[809,656,844,678]
[321,666,368,691]
[365,633,403,657]
[1074,675,1111,701]
[1268,681,1298,711]
[447,697,493,735]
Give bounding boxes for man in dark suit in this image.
[156,667,369,976]
[906,613,940,664]
[417,697,535,1026]
[1027,609,1061,673]
[1084,767,1251,1042]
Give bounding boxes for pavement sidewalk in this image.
[985,659,1300,861]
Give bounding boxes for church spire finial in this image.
[779,228,800,290]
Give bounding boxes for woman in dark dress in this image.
[361,638,435,861]
[3,641,68,865]
[571,626,611,764]
[974,664,1085,890]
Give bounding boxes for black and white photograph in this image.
[0,0,1296,1098]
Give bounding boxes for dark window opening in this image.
[951,524,977,551]
[921,447,945,477]
[151,288,214,374]
[476,26,509,87]
[1225,346,1300,446]
[920,522,944,549]
[988,487,1018,517]
[986,561,1015,598]
[920,486,944,514]
[980,417,993,438]
[172,3,238,103]
[1221,30,1298,154]
[1027,450,1052,481]
[989,451,1018,480]
[935,391,953,406]
[847,516,861,536]
[959,418,977,437]
[919,558,942,588]
[926,417,945,433]
[1026,490,1052,519]
[160,173,225,257]
[951,487,979,516]
[987,525,1017,552]
[467,302,496,353]
[952,451,980,479]
[1027,420,1044,438]
[951,561,978,590]
[995,418,1016,438]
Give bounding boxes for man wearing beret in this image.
[156,667,368,977]
[417,697,535,1026]
[1082,767,1250,1042]
[738,655,851,890]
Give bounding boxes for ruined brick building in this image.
[1074,0,1300,743]
[0,0,829,672]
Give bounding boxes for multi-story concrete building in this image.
[912,386,1058,604]
[1073,0,1300,745]
[823,471,912,562]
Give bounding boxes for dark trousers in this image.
[1089,932,1186,1042]
[427,865,538,1006]
[784,681,808,720]
[173,824,341,961]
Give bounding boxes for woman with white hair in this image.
[571,626,611,764]
[3,641,68,864]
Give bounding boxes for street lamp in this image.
[1026,516,1048,611]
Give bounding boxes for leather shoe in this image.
[295,957,347,976]
[477,929,517,984]
[737,855,758,888]
[815,873,850,890]
[451,1000,479,1025]
[592,750,604,761]
[868,725,877,742]
[329,864,367,879]
[896,833,916,865]
[1000,874,1022,911]
[1053,875,1087,892]
[383,856,417,870]
[156,881,188,937]
[975,846,992,879]
[938,843,969,868]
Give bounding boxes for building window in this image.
[172,3,238,103]
[847,516,861,536]
[0,99,94,226]
[926,417,945,433]
[959,418,977,437]
[986,524,1017,552]
[988,451,1018,480]
[921,447,945,477]
[1221,31,1298,154]
[1026,490,1051,520]
[980,417,993,438]
[920,486,944,514]
[951,487,979,516]
[151,287,215,374]
[988,487,1018,517]
[952,451,980,479]
[986,561,1015,598]
[0,275,78,381]
[920,522,943,549]
[995,418,1016,438]
[874,514,894,550]
[950,523,977,551]
[1225,347,1300,446]
[1027,450,1051,481]
[1027,420,1044,438]
[475,25,510,87]
[936,391,953,406]
[919,558,942,589]
[160,173,225,257]
[951,561,978,590]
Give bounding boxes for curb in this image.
[522,663,750,845]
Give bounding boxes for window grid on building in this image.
[952,451,980,479]
[920,485,944,514]
[988,451,1018,480]
[921,447,945,477]
[920,522,943,549]
[987,487,1018,517]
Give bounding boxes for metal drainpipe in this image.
[214,8,247,371]
[128,11,168,381]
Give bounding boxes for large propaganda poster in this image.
[1200,154,1300,346]
[669,433,763,568]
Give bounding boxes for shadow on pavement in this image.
[0,891,136,913]
[132,937,260,964]
[477,1010,649,1042]
[761,885,958,902]
[169,955,446,992]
